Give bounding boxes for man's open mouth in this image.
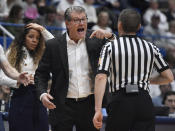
[77,28,84,32]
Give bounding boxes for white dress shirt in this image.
[66,34,93,98]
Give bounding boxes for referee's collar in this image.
[120,34,137,37]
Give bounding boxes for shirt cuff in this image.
[41,29,54,41]
[157,66,169,73]
[97,70,109,76]
[40,93,47,101]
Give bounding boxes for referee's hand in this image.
[93,110,103,129]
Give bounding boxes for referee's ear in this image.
[118,21,123,36]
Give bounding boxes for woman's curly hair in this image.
[7,27,45,72]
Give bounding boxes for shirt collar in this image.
[22,46,28,53]
[66,32,85,45]
[120,34,137,37]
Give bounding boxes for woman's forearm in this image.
[1,60,20,80]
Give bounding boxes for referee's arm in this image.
[93,73,107,129]
[150,69,174,85]
[94,43,111,111]
[150,46,174,85]
[93,43,111,129]
[94,73,107,112]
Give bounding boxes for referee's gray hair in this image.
[64,6,87,21]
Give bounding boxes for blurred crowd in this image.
[0,0,175,117]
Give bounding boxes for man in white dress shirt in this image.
[35,6,114,131]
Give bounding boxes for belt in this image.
[111,87,148,95]
[66,95,93,102]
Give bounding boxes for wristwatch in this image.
[107,33,115,40]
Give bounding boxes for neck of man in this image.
[69,35,80,43]
[119,31,136,36]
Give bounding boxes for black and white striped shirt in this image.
[98,35,169,93]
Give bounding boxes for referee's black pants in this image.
[51,94,98,131]
[106,89,155,131]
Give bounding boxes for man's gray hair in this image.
[64,6,87,21]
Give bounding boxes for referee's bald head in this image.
[118,9,141,33]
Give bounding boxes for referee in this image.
[93,9,174,131]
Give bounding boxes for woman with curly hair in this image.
[2,23,54,131]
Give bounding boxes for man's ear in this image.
[118,21,124,36]
[65,20,69,28]
[118,21,122,31]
